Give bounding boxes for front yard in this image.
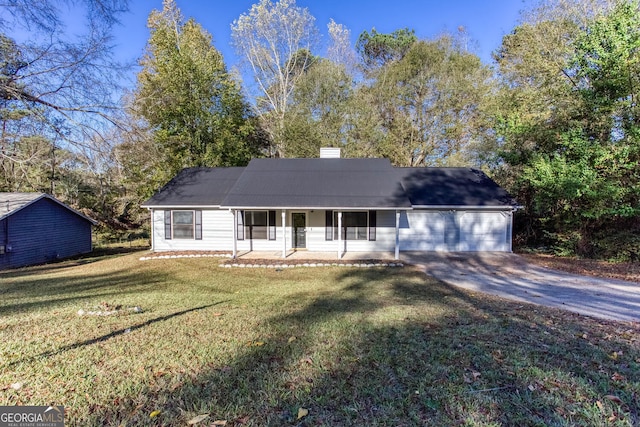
[1,252,638,426]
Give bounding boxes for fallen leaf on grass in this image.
[297,408,309,420]
[464,370,481,383]
[149,410,161,418]
[491,350,504,363]
[605,395,623,405]
[187,414,209,424]
[611,372,625,382]
[596,400,604,411]
[211,421,227,426]
[288,336,296,343]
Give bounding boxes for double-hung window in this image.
[238,210,276,240]
[325,211,376,241]
[164,210,202,240]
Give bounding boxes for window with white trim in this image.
[238,210,276,240]
[164,210,202,240]
[326,210,376,241]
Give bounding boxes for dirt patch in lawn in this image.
[520,253,640,283]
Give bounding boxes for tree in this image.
[327,19,358,74]
[0,0,129,157]
[348,33,491,167]
[129,0,263,196]
[231,0,318,157]
[356,28,417,72]
[493,0,640,258]
[0,0,130,231]
[283,58,354,157]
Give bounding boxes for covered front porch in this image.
[234,249,400,261]
[230,209,406,260]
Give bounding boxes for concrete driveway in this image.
[403,252,640,322]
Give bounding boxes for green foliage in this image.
[283,59,353,155]
[495,0,640,258]
[129,0,263,195]
[231,0,318,157]
[356,27,417,70]
[349,35,492,166]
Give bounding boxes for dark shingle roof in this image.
[141,167,245,207]
[141,161,518,210]
[221,158,411,209]
[396,168,518,207]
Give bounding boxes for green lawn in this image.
[1,252,638,426]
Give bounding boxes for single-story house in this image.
[0,192,96,269]
[142,151,519,259]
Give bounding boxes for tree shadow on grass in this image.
[4,302,227,370]
[0,268,170,316]
[78,267,640,426]
[0,248,148,278]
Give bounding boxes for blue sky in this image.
[115,0,529,74]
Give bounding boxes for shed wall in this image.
[0,198,93,269]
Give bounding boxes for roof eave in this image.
[0,194,98,225]
[411,204,520,210]
[141,204,223,209]
[221,206,413,211]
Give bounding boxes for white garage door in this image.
[400,211,446,251]
[458,211,509,251]
[400,210,511,252]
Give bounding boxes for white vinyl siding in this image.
[151,208,512,254]
[307,210,396,252]
[153,209,234,251]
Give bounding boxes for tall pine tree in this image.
[129,0,263,194]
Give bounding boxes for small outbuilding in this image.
[0,193,96,269]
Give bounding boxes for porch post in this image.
[232,209,237,259]
[281,210,286,258]
[149,209,154,251]
[337,211,342,259]
[395,210,400,260]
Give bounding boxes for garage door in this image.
[458,211,510,251]
[399,211,445,251]
[400,210,511,252]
